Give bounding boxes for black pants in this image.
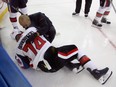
[75,0,92,14]
[42,45,78,72]
[10,0,28,13]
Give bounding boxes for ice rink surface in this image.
[0,0,116,87]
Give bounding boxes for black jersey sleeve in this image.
[29,12,53,35]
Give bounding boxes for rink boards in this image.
[0,43,32,87]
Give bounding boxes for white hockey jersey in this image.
[15,27,51,70]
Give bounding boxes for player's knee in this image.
[79,55,91,66]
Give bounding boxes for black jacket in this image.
[29,12,53,35]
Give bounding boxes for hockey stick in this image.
[5,0,23,15]
[11,5,23,15]
[111,1,116,14]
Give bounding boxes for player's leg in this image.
[65,59,84,73]
[77,52,112,84]
[92,8,105,28]
[57,45,84,73]
[72,0,82,15]
[10,0,28,39]
[84,0,92,17]
[19,0,28,15]
[92,0,106,28]
[9,0,19,30]
[43,46,64,72]
[101,0,111,24]
[43,45,83,72]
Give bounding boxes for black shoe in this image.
[87,67,109,80]
[72,12,79,15]
[66,62,84,73]
[85,14,88,17]
[92,19,102,27]
[101,17,111,24]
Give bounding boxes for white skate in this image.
[99,70,113,85]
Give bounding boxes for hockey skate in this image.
[66,62,84,74]
[92,19,102,29]
[84,14,88,17]
[87,67,112,85]
[101,17,111,24]
[72,12,79,16]
[10,27,23,40]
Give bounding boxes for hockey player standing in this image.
[18,13,56,43]
[92,0,112,28]
[72,0,92,17]
[3,0,28,34]
[12,26,112,85]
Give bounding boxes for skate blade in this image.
[91,24,102,29]
[98,70,113,85]
[101,22,111,25]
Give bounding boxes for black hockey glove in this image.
[26,33,38,43]
[37,61,57,73]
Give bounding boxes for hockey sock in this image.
[102,11,109,18]
[103,11,110,16]
[94,12,103,23]
[78,55,97,71]
[10,12,18,29]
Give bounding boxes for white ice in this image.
[0,0,116,87]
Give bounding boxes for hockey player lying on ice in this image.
[11,20,112,85]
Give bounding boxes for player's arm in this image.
[15,54,30,69]
[30,12,50,35]
[37,61,57,72]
